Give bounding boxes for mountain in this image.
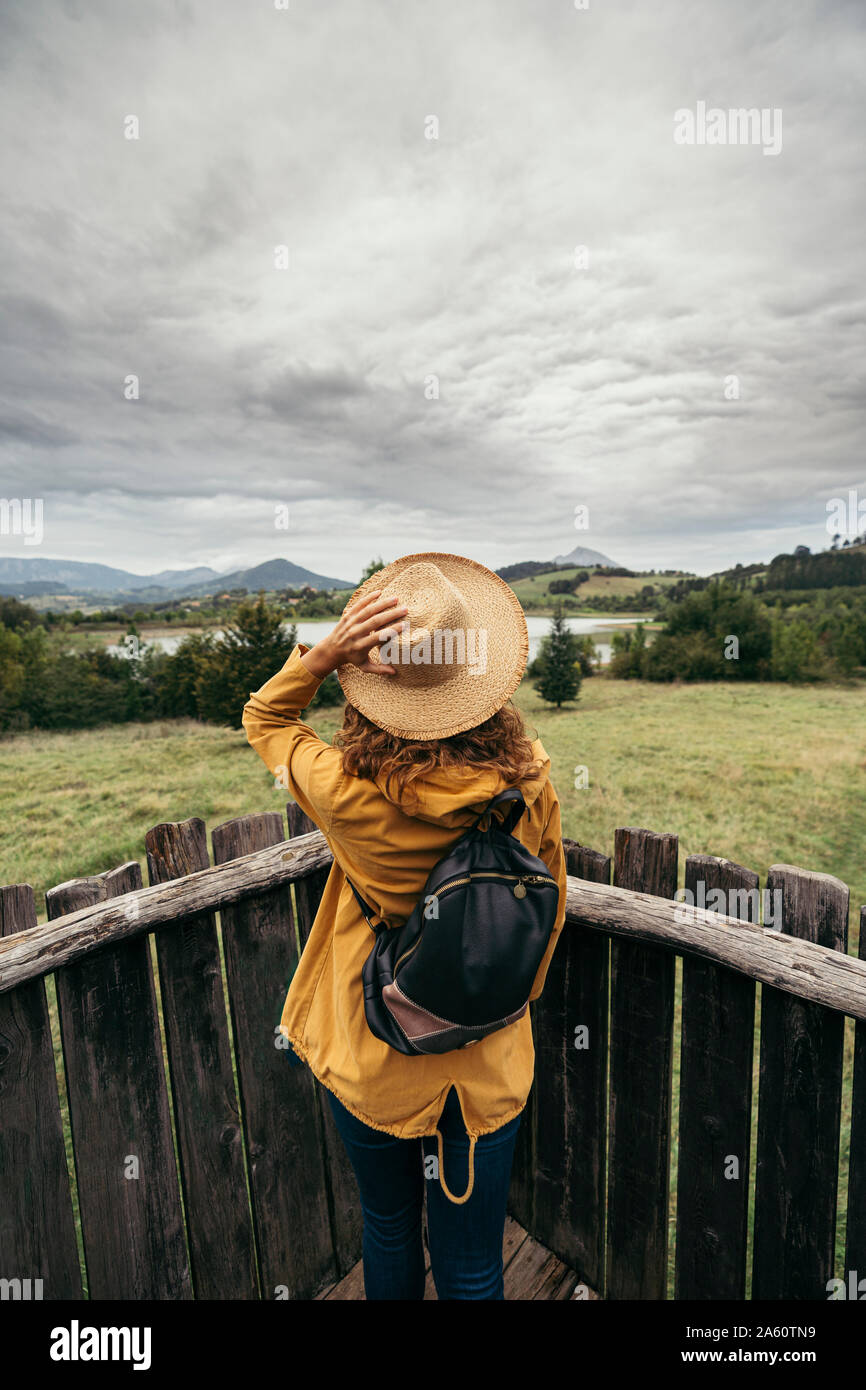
[552,545,620,568]
[146,566,222,589]
[0,556,354,601]
[0,557,220,593]
[182,558,354,595]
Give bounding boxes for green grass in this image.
[2,676,864,1297]
[517,677,866,926]
[0,718,286,917]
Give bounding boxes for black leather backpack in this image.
[348,787,559,1056]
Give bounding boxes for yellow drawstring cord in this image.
[435,1128,477,1204]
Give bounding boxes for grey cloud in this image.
[0,0,863,581]
[0,411,79,448]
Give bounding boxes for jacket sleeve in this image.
[528,790,568,1002]
[241,643,345,834]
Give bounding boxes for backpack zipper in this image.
[433,872,556,895]
[392,872,557,972]
[432,871,556,894]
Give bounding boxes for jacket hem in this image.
[283,1029,528,1142]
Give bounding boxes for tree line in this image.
[529,579,866,707]
[0,594,342,733]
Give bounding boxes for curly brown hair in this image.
[333,699,542,812]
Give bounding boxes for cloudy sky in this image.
[1,0,864,585]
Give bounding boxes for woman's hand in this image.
[299,591,409,679]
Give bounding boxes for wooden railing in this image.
[0,808,863,1300]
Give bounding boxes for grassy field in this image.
[4,676,863,925]
[509,566,685,614]
[518,676,866,933]
[2,676,864,1296]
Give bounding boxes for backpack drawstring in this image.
[435,1127,477,1205]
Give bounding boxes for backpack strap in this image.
[476,787,526,835]
[346,876,386,933]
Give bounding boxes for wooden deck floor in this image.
[315,1214,598,1300]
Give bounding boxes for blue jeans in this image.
[324,1084,521,1300]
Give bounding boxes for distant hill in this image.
[0,557,220,594]
[552,545,619,568]
[182,558,354,596]
[148,565,222,589]
[496,560,564,583]
[497,548,620,584]
[0,556,354,601]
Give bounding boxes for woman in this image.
[242,552,567,1300]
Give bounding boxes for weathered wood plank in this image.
[531,839,610,1288]
[506,1010,536,1233]
[675,855,758,1300]
[321,1257,366,1301]
[532,1251,580,1300]
[284,801,363,1281]
[0,885,82,1299]
[752,865,848,1299]
[606,827,678,1300]
[5,837,866,1024]
[211,812,336,1301]
[47,865,190,1299]
[146,819,257,1299]
[502,1213,529,1267]
[509,840,608,1239]
[504,1231,561,1299]
[846,905,866,1280]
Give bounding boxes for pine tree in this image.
[193,592,296,725]
[534,604,581,707]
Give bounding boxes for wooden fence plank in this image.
[606,827,678,1299]
[211,812,337,1299]
[509,841,608,1238]
[0,885,82,1299]
[528,840,610,1288]
[505,1024,536,1236]
[675,855,758,1299]
[145,819,257,1299]
[285,801,363,1280]
[846,905,866,1283]
[752,865,848,1299]
[47,864,190,1299]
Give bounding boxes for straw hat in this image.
[336,552,529,739]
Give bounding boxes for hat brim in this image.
[336,552,529,739]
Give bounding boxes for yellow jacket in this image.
[242,644,568,1202]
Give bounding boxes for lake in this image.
[108,615,650,666]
